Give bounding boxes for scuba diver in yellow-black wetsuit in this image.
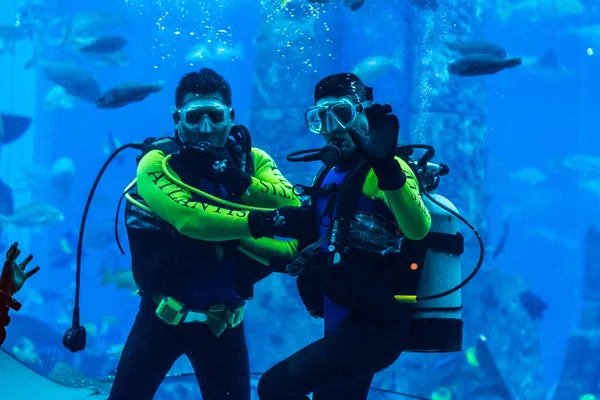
[244,73,433,400]
[108,68,301,400]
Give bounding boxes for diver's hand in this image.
[349,104,406,190]
[0,242,40,297]
[248,206,311,239]
[211,158,252,198]
[191,147,252,197]
[185,146,233,173]
[348,103,399,165]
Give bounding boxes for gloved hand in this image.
[0,242,40,297]
[348,103,406,190]
[184,146,252,197]
[248,205,312,239]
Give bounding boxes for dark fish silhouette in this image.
[448,54,522,76]
[96,81,164,109]
[519,291,548,321]
[1,114,31,144]
[78,35,127,54]
[25,59,101,103]
[0,203,64,227]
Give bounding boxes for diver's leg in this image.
[108,298,184,400]
[312,373,374,400]
[257,314,409,400]
[185,321,250,400]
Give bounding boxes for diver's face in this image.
[322,127,356,154]
[176,92,233,148]
[313,96,369,153]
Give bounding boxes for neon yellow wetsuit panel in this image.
[363,157,431,240]
[136,147,300,242]
[241,157,431,261]
[239,237,299,261]
[242,148,298,208]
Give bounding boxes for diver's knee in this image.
[257,365,290,400]
[257,370,277,400]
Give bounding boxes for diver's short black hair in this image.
[175,68,232,108]
[314,73,373,105]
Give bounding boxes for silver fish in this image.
[0,203,64,227]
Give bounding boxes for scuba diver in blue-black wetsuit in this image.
[243,73,432,400]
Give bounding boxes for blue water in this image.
[0,0,598,398]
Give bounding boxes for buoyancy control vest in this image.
[293,156,421,317]
[293,147,466,352]
[125,126,271,300]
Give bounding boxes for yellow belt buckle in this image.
[203,304,227,337]
[156,296,185,325]
[394,295,417,304]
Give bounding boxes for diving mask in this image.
[304,98,367,134]
[174,100,232,135]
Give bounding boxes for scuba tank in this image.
[401,145,482,353]
[406,168,464,352]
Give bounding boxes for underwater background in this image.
[0,0,599,398]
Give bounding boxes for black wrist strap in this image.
[372,159,406,191]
